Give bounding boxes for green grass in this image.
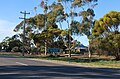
[90,60,120,68]
[39,57,120,68]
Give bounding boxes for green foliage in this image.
[0,43,2,51]
[93,11,120,37]
[13,0,98,55]
[0,36,22,52]
[8,40,22,51]
[92,11,120,60]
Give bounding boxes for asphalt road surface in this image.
[0,54,120,79]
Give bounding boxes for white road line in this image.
[16,62,28,66]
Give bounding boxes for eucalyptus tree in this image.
[39,0,67,55]
[14,0,98,56]
[6,35,22,52]
[71,0,97,58]
[93,11,120,36]
[92,11,120,60]
[45,0,98,57]
[14,14,46,54]
[15,11,65,55]
[0,36,11,51]
[0,35,22,52]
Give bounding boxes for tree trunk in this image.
[45,41,47,56]
[88,41,91,62]
[69,49,71,57]
[115,49,120,60]
[115,54,120,60]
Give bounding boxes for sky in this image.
[0,0,120,46]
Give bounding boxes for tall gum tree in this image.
[14,13,65,54]
[15,0,67,55]
[48,0,98,57]
[92,11,120,60]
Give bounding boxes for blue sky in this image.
[0,0,120,46]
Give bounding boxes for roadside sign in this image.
[48,48,60,53]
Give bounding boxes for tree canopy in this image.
[92,11,120,60]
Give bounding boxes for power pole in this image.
[19,11,30,56]
[44,0,48,56]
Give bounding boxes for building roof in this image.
[75,44,88,49]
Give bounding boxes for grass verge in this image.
[0,52,120,68]
[39,57,120,68]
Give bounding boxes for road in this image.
[0,54,120,79]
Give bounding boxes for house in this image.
[75,44,88,52]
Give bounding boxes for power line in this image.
[19,11,30,56]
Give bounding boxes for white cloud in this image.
[0,19,17,42]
